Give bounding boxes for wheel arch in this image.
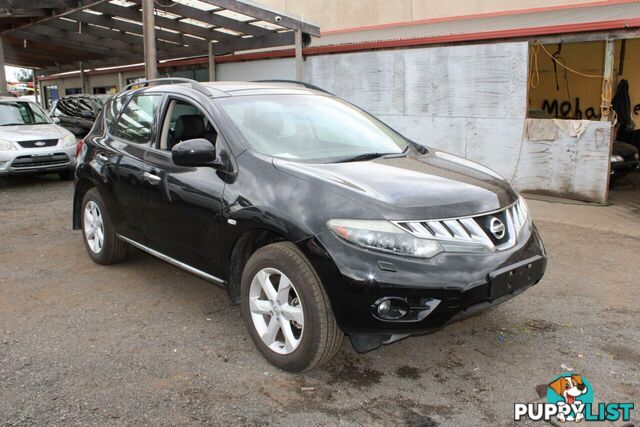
[226,228,288,305]
[72,177,96,230]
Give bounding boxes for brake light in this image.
[76,138,84,157]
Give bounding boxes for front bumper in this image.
[308,223,547,348]
[0,145,76,176]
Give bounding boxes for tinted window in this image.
[159,99,217,150]
[0,101,51,126]
[113,94,163,144]
[104,94,129,128]
[53,98,77,117]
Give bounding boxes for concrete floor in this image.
[0,175,638,426]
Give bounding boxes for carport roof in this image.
[0,0,319,74]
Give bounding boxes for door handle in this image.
[143,171,162,184]
[96,153,108,162]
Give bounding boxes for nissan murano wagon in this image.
[73,79,546,372]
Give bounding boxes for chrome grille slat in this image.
[458,218,494,246]
[393,199,528,252]
[426,221,453,239]
[442,220,472,241]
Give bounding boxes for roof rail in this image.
[254,80,333,95]
[122,77,212,97]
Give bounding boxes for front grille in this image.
[394,199,528,251]
[17,139,59,148]
[12,153,69,168]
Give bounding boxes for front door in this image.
[142,96,226,277]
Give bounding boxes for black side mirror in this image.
[172,138,221,168]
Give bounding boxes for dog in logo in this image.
[549,374,588,422]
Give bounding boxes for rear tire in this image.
[81,188,128,265]
[241,242,343,372]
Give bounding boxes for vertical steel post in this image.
[141,0,158,81]
[0,37,7,96]
[295,30,303,81]
[601,39,615,121]
[79,61,87,94]
[32,68,38,103]
[117,72,124,91]
[208,42,216,82]
[39,79,46,108]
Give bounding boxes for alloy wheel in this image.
[83,200,104,254]
[249,267,304,354]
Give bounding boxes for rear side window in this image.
[104,94,129,128]
[113,94,163,144]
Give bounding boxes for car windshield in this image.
[0,101,51,126]
[217,94,409,162]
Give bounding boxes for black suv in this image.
[73,79,546,372]
[50,94,111,138]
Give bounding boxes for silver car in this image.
[0,96,78,179]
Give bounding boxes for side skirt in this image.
[117,234,226,287]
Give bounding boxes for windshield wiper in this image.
[332,147,410,163]
[0,123,26,126]
[333,152,387,163]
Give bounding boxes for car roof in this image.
[0,96,35,102]
[59,94,106,99]
[130,81,330,98]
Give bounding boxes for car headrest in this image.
[255,112,283,138]
[174,114,205,142]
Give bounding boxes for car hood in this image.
[0,124,67,142]
[273,150,518,220]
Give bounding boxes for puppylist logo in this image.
[514,373,635,423]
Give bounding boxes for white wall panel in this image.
[305,50,404,116]
[217,57,295,81]
[403,43,527,119]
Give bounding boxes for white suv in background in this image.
[0,97,78,180]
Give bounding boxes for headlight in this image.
[0,139,16,151]
[611,155,624,163]
[635,153,639,161]
[60,134,77,147]
[327,219,443,258]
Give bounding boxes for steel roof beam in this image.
[93,2,237,44]
[137,0,271,38]
[204,0,320,36]
[29,22,144,54]
[45,18,180,51]
[66,10,204,47]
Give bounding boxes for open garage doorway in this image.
[527,38,640,207]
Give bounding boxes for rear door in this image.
[142,95,226,277]
[101,93,164,243]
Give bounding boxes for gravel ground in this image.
[1,175,639,426]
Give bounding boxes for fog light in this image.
[375,297,409,320]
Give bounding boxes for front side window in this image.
[216,94,408,162]
[0,101,51,126]
[159,99,217,150]
[113,94,162,144]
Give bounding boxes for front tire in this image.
[241,242,343,372]
[81,188,128,265]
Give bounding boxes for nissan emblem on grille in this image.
[489,217,506,239]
